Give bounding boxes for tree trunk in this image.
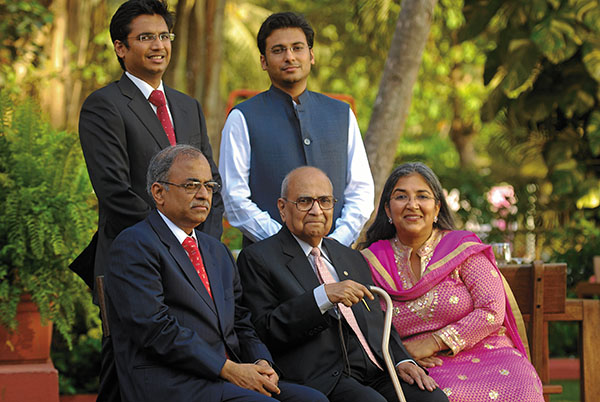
[364,0,437,205]
[37,0,108,132]
[42,0,68,129]
[165,0,226,160]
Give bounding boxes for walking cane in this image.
[369,286,407,402]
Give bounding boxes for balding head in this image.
[278,166,335,246]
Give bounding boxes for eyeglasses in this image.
[390,194,436,204]
[129,33,175,42]
[158,180,220,194]
[269,44,309,56]
[283,196,337,211]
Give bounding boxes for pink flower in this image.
[487,185,517,212]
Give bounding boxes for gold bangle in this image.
[432,334,444,352]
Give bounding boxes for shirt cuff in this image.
[313,284,334,314]
[395,359,417,367]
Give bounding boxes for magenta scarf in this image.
[364,231,528,356]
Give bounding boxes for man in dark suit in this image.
[105,145,327,402]
[237,167,449,402]
[73,0,223,286]
[72,1,223,399]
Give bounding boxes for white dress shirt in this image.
[291,235,337,314]
[125,71,174,124]
[157,210,198,249]
[219,106,374,246]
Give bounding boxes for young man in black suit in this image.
[71,1,222,400]
[237,166,449,402]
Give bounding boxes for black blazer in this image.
[105,210,270,402]
[72,73,223,287]
[237,226,411,394]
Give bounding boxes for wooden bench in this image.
[500,261,600,402]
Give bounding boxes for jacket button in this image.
[303,138,311,145]
[332,370,340,376]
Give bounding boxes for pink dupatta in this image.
[362,231,528,357]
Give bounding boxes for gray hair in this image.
[280,166,333,198]
[146,144,205,198]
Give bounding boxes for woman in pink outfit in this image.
[360,162,543,402]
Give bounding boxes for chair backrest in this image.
[499,261,567,386]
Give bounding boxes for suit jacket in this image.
[236,226,411,395]
[72,73,223,288]
[105,210,270,402]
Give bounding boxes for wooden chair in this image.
[500,261,600,402]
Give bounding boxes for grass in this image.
[550,380,580,402]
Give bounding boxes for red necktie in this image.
[148,89,176,146]
[182,237,212,299]
[311,247,382,370]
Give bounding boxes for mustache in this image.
[191,200,210,208]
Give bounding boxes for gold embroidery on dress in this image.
[484,343,494,349]
[437,326,466,355]
[443,388,452,396]
[490,269,499,277]
[449,295,459,304]
[472,358,480,363]
[457,374,467,380]
[391,233,444,322]
[498,327,507,336]
[489,390,499,400]
[499,369,509,376]
[486,313,495,323]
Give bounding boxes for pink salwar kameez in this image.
[362,230,543,402]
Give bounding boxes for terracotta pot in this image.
[0,294,53,363]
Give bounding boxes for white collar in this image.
[125,71,165,100]
[157,210,197,245]
[291,233,325,258]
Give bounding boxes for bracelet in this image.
[432,334,444,352]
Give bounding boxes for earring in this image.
[388,216,393,224]
[434,216,438,223]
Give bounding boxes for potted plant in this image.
[0,92,97,355]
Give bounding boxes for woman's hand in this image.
[416,356,444,368]
[403,335,444,360]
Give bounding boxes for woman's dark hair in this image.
[110,0,174,70]
[257,12,314,56]
[359,162,455,249]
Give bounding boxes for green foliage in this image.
[0,0,52,93]
[550,379,580,402]
[458,0,600,257]
[0,91,97,346]
[221,219,243,251]
[549,322,578,358]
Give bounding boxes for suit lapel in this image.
[164,86,190,144]
[279,228,321,292]
[147,211,217,315]
[117,74,171,148]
